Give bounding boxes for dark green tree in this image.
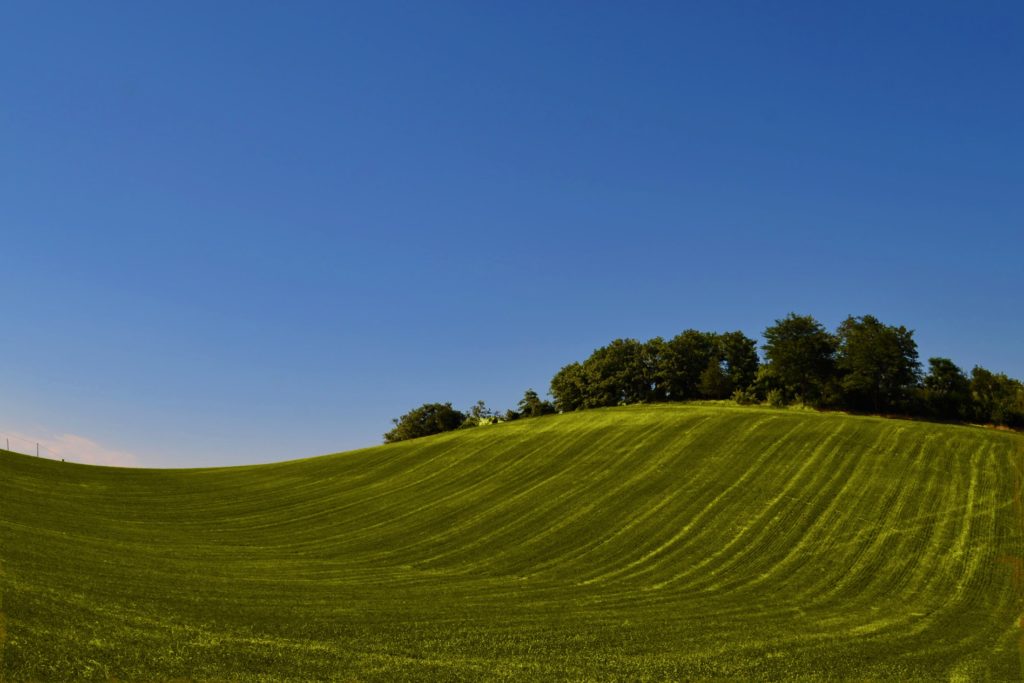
[970,366,1024,427]
[549,362,587,412]
[579,338,651,407]
[384,402,466,443]
[717,330,760,391]
[658,330,717,401]
[472,400,493,419]
[921,358,971,420]
[762,314,837,404]
[462,400,497,427]
[699,357,733,399]
[643,337,669,401]
[518,389,556,418]
[835,315,920,413]
[751,364,781,399]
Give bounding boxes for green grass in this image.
[1,404,1022,680]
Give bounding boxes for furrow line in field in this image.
[517,415,724,578]
[864,435,956,600]
[775,425,918,611]
[787,440,954,643]
[446,417,712,575]
[833,441,1016,676]
[377,424,635,564]
[405,424,656,568]
[610,421,901,610]
[671,423,872,596]
[717,422,879,598]
[807,432,952,619]
[220,433,555,557]
[297,429,590,556]
[589,426,872,611]
[313,434,555,537]
[579,417,801,586]
[888,442,1001,641]
[649,423,853,591]
[546,413,770,580]
[602,420,827,588]
[798,428,935,610]
[569,414,786,585]
[188,435,507,536]
[164,439,470,517]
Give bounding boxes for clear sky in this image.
[2,2,1021,467]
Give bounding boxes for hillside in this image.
[1,404,1021,681]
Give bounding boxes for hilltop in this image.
[1,404,1021,680]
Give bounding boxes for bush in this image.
[384,402,466,443]
[732,386,759,405]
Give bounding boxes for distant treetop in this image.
[385,313,1023,442]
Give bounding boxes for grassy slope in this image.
[1,404,1022,681]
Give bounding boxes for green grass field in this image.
[1,404,1022,681]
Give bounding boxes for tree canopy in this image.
[762,314,837,404]
[922,358,972,421]
[835,315,920,413]
[970,366,1024,428]
[384,402,466,443]
[518,389,556,418]
[549,330,762,410]
[385,313,1022,442]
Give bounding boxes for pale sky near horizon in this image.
[2,2,1021,468]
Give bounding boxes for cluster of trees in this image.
[549,314,1024,428]
[549,331,758,409]
[385,313,1024,442]
[763,314,1024,427]
[383,390,554,443]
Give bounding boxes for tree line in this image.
[385,313,1024,442]
[383,391,555,443]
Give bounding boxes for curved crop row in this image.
[1,404,1021,680]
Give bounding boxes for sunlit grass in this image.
[1,404,1021,680]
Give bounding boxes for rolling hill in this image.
[1,404,1022,681]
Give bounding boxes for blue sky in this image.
[2,2,1021,467]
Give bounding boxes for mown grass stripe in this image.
[1,405,1021,681]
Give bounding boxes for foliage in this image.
[765,388,786,407]
[436,313,1019,438]
[920,357,972,420]
[659,329,718,400]
[518,389,556,418]
[698,357,733,399]
[762,313,837,404]
[548,329,761,410]
[549,361,588,412]
[384,402,466,442]
[731,385,759,405]
[970,366,1024,427]
[717,330,759,391]
[749,364,778,401]
[462,400,499,427]
[580,338,654,407]
[835,315,920,413]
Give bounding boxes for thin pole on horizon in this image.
[37,442,39,457]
